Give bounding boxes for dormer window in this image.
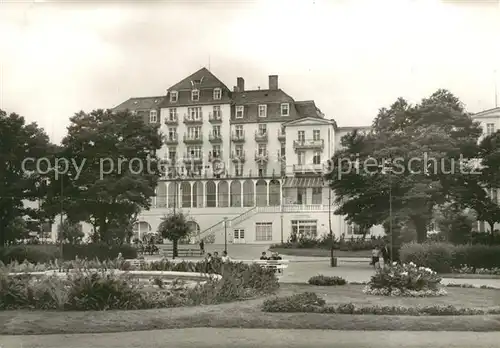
[236,106,244,119]
[149,110,158,123]
[258,104,267,118]
[281,103,289,116]
[170,91,178,103]
[213,88,222,100]
[191,89,199,101]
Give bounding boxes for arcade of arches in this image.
[153,179,282,208]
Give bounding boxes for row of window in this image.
[236,103,289,118]
[254,220,318,241]
[149,104,291,123]
[169,88,222,103]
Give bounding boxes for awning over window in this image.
[282,177,324,188]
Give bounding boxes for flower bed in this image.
[261,292,500,315]
[363,262,447,297]
[451,265,500,275]
[400,242,500,273]
[0,259,279,311]
[308,275,346,286]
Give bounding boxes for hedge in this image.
[0,243,137,264]
[400,242,500,273]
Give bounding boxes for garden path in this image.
[2,329,499,348]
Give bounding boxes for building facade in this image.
[111,68,385,244]
[470,106,500,233]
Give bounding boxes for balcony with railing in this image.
[231,131,245,142]
[293,163,324,174]
[164,115,178,125]
[209,151,223,162]
[208,132,222,143]
[183,133,203,144]
[231,151,246,163]
[165,134,178,145]
[183,114,203,124]
[277,128,286,141]
[183,152,203,164]
[209,112,222,123]
[255,150,269,163]
[293,139,324,150]
[254,131,268,142]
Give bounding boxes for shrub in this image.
[262,293,500,315]
[271,236,384,251]
[0,243,137,264]
[400,242,500,272]
[308,275,346,286]
[0,259,279,310]
[0,245,58,264]
[363,263,446,296]
[262,292,325,312]
[63,244,137,261]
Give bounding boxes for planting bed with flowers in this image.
[363,262,447,297]
[0,258,279,311]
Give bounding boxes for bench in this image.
[254,260,289,274]
[124,259,147,268]
[136,245,160,255]
[160,248,201,258]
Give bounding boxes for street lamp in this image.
[223,217,228,253]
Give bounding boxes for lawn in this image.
[1,284,499,335]
[270,247,371,258]
[279,284,500,309]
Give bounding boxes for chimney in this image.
[237,77,245,92]
[269,75,278,90]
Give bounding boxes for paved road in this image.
[2,329,500,347]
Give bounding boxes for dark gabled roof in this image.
[167,67,230,91]
[295,100,323,118]
[232,89,294,104]
[113,96,164,111]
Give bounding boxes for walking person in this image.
[199,239,205,255]
[381,243,390,267]
[371,246,381,270]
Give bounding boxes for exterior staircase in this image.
[194,207,257,241]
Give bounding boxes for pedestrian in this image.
[260,251,268,260]
[199,239,205,255]
[381,243,390,267]
[221,250,230,262]
[371,246,381,269]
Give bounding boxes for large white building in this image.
[27,71,500,244]
[470,106,500,233]
[112,68,384,244]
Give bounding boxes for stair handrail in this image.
[230,206,257,227]
[195,206,257,239]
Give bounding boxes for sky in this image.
[1,0,499,143]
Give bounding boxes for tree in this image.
[433,204,475,244]
[0,110,55,246]
[57,219,84,244]
[325,90,482,243]
[157,212,192,258]
[42,109,163,244]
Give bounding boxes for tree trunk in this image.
[0,223,5,247]
[488,221,495,246]
[410,216,428,243]
[173,239,178,259]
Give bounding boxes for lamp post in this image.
[223,217,228,253]
[59,174,64,259]
[389,168,393,263]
